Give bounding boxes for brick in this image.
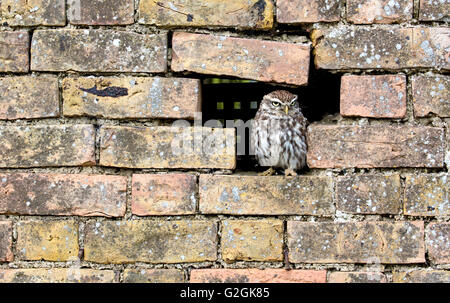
[0,31,29,73]
[68,0,134,25]
[190,269,326,283]
[347,0,413,24]
[276,0,340,23]
[0,221,13,262]
[199,175,334,216]
[0,173,127,217]
[0,125,95,168]
[139,0,273,29]
[221,220,283,263]
[340,75,407,118]
[307,125,444,168]
[31,30,167,73]
[328,272,387,283]
[84,220,217,264]
[419,0,450,21]
[336,175,402,214]
[172,32,310,86]
[312,26,450,70]
[123,269,184,283]
[0,76,59,120]
[0,0,65,26]
[411,74,449,118]
[63,77,200,119]
[393,270,450,283]
[99,126,236,169]
[132,174,197,216]
[0,269,115,283]
[16,220,78,261]
[426,223,450,264]
[404,174,448,216]
[287,221,425,264]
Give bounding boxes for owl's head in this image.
[260,90,301,117]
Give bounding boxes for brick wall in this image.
[0,0,448,283]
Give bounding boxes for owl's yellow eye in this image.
[289,100,296,106]
[272,101,281,107]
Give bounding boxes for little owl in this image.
[252,90,308,176]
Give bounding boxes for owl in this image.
[251,90,308,176]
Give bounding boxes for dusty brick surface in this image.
[426,223,450,264]
[123,269,184,283]
[419,0,450,21]
[172,32,310,86]
[411,74,449,118]
[0,0,65,26]
[0,125,95,168]
[63,77,200,119]
[99,126,236,169]
[199,175,334,216]
[16,220,78,261]
[0,269,115,283]
[0,221,13,262]
[336,175,402,214]
[68,0,134,25]
[393,270,450,283]
[347,0,413,24]
[276,0,340,23]
[0,173,127,217]
[190,269,327,283]
[84,220,217,264]
[0,31,29,73]
[287,221,425,264]
[31,30,167,73]
[404,174,448,216]
[328,272,387,283]
[132,174,197,216]
[139,0,273,29]
[307,125,445,168]
[221,220,284,263]
[340,75,407,118]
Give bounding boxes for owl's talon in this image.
[284,169,297,176]
[258,168,276,176]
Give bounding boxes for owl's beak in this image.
[285,106,289,115]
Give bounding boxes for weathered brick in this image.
[31,30,167,73]
[312,26,450,70]
[0,31,29,72]
[404,174,448,216]
[328,272,387,283]
[0,173,127,217]
[190,269,326,283]
[63,77,201,119]
[68,0,134,25]
[287,221,425,264]
[199,175,334,216]
[139,0,273,29]
[99,126,236,169]
[0,125,95,168]
[411,74,449,118]
[276,0,340,23]
[84,220,217,264]
[0,0,65,26]
[426,223,450,264]
[0,76,59,120]
[419,0,450,21]
[16,220,79,261]
[336,175,402,214]
[172,32,310,86]
[347,0,413,24]
[132,174,197,216]
[221,220,283,263]
[393,270,450,283]
[123,269,184,283]
[0,269,115,283]
[0,221,13,262]
[340,75,407,118]
[307,125,444,168]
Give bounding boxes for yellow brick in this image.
[123,269,185,283]
[0,268,115,283]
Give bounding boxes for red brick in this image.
[404,174,448,216]
[0,221,13,262]
[0,173,127,217]
[393,270,450,283]
[411,74,449,118]
[419,0,450,21]
[307,125,445,168]
[328,272,387,283]
[276,0,340,23]
[0,269,115,283]
[287,221,425,264]
[340,75,407,118]
[347,0,413,24]
[123,269,184,283]
[0,31,29,73]
[132,174,197,216]
[172,32,310,86]
[190,269,326,283]
[0,0,65,26]
[68,0,134,25]
[426,223,450,264]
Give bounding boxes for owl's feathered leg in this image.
[284,168,297,176]
[258,167,276,176]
